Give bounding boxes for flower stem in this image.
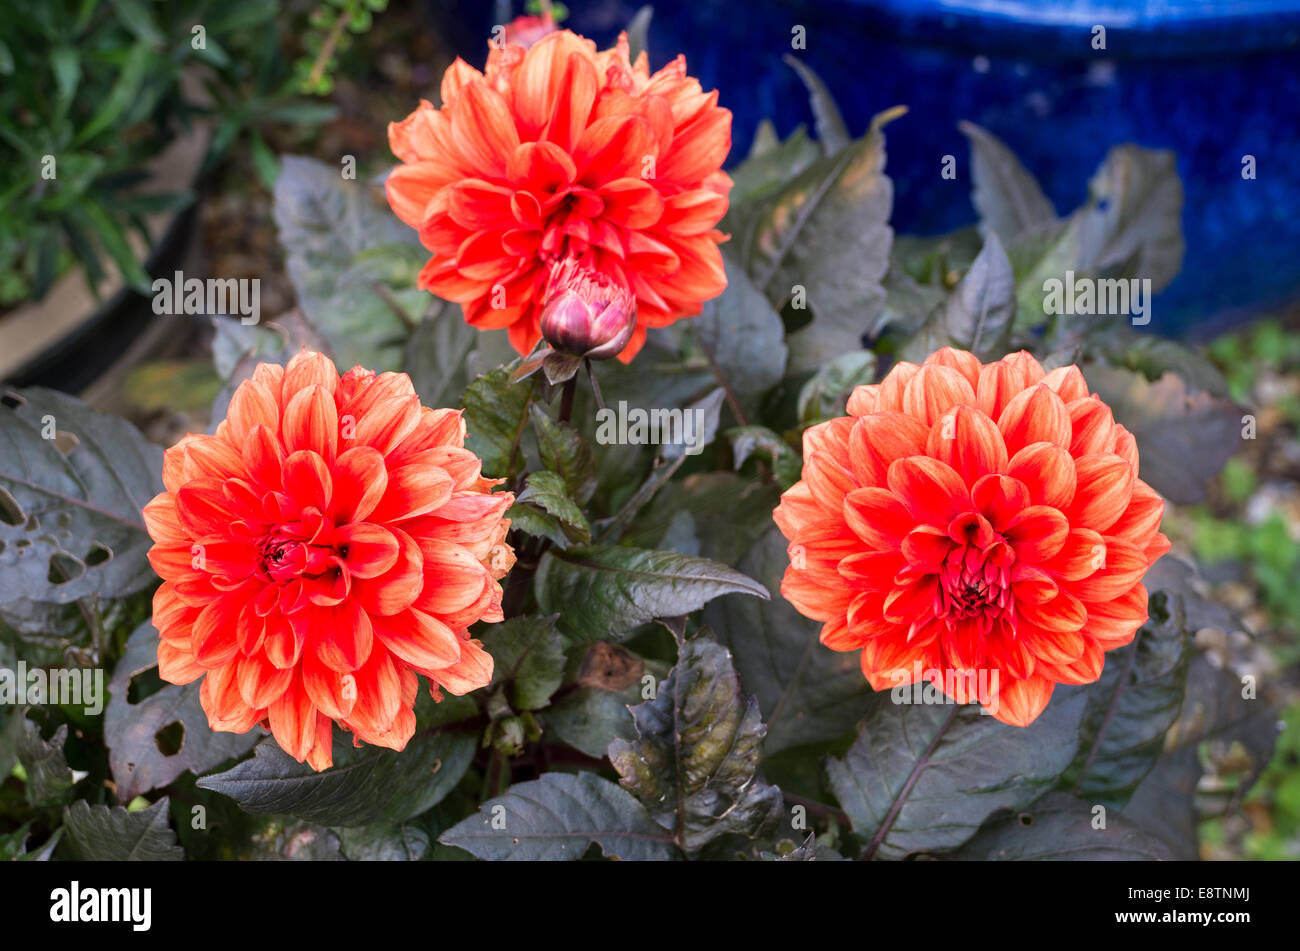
[558,374,577,424]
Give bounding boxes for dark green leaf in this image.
[438,771,677,860]
[693,259,787,411]
[544,684,642,757]
[480,615,566,711]
[63,798,184,861]
[74,41,152,145]
[404,305,479,409]
[1063,576,1192,809]
[509,470,590,548]
[958,120,1056,245]
[530,405,596,505]
[460,363,534,480]
[747,107,904,373]
[1076,144,1184,292]
[17,720,73,806]
[0,386,163,604]
[704,529,872,754]
[783,56,849,155]
[796,350,877,424]
[535,544,768,642]
[105,621,260,801]
[726,426,801,488]
[954,791,1173,860]
[827,686,1088,859]
[197,729,476,826]
[335,823,431,861]
[609,634,785,853]
[1083,364,1241,504]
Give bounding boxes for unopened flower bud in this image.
[538,258,636,361]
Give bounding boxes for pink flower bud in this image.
[538,259,637,361]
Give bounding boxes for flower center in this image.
[934,518,1017,633]
[256,521,335,584]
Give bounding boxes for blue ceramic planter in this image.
[433,0,1300,337]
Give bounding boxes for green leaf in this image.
[74,41,151,145]
[954,792,1173,860]
[335,823,431,861]
[746,107,904,373]
[783,56,849,155]
[1083,364,1241,504]
[0,386,163,604]
[544,684,642,757]
[480,615,566,711]
[609,634,785,853]
[1076,144,1184,292]
[1063,576,1192,809]
[105,621,261,802]
[63,797,184,861]
[958,120,1056,245]
[78,200,151,294]
[404,304,479,410]
[273,155,423,368]
[703,529,872,754]
[509,470,591,548]
[693,258,788,411]
[797,350,877,424]
[17,720,74,806]
[726,426,801,488]
[109,0,165,44]
[460,363,533,480]
[725,121,820,216]
[535,544,769,642]
[619,471,781,566]
[438,772,677,860]
[903,232,1015,362]
[530,405,596,505]
[197,728,476,826]
[827,686,1088,859]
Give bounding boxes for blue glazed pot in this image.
[431,0,1300,337]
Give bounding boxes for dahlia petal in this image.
[237,651,294,709]
[1069,536,1150,600]
[887,456,972,526]
[843,487,915,550]
[1068,396,1117,458]
[283,450,333,513]
[330,446,389,525]
[970,473,1031,532]
[157,638,204,684]
[849,412,929,487]
[199,662,260,733]
[927,404,1008,486]
[335,522,400,579]
[987,674,1055,726]
[283,350,340,400]
[373,608,462,670]
[306,600,374,672]
[451,81,520,178]
[191,594,244,667]
[267,671,318,762]
[352,527,424,616]
[997,383,1071,455]
[425,637,494,695]
[902,364,977,428]
[1003,505,1070,562]
[923,346,981,388]
[302,649,357,720]
[1018,590,1087,632]
[1043,527,1107,582]
[282,385,339,461]
[1006,442,1076,509]
[368,464,455,523]
[1069,453,1136,533]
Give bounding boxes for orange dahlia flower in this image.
[773,347,1171,727]
[142,350,515,770]
[385,29,732,362]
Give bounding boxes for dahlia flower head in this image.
[774,347,1171,727]
[143,350,515,770]
[385,28,732,362]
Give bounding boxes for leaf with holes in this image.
[479,615,566,711]
[954,791,1173,860]
[609,634,785,854]
[63,797,184,861]
[104,620,260,802]
[703,530,872,755]
[827,686,1088,859]
[198,727,476,827]
[0,387,163,604]
[439,771,677,860]
[535,544,769,642]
